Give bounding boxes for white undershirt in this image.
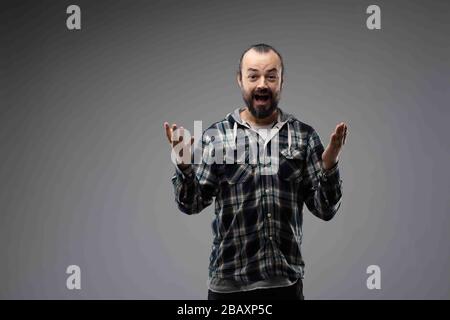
[245,121,276,141]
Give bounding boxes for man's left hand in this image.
[322,122,348,170]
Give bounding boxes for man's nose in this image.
[256,76,269,89]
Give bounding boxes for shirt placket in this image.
[257,133,277,274]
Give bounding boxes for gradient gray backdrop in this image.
[1,0,449,299]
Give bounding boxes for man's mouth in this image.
[253,94,270,103]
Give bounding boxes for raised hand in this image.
[322,122,348,170]
[164,122,194,169]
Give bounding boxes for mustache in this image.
[252,90,272,97]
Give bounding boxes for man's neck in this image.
[240,107,278,127]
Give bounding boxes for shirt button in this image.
[269,236,273,241]
[267,213,272,218]
[265,189,269,194]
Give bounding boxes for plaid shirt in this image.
[172,107,343,285]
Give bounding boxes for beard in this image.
[242,88,280,119]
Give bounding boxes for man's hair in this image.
[237,43,284,81]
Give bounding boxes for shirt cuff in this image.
[320,161,340,182]
[175,164,195,181]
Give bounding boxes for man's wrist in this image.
[178,163,190,171]
[176,164,195,180]
[322,160,338,171]
[321,161,339,175]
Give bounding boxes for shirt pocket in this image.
[223,163,254,184]
[278,147,306,182]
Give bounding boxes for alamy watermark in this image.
[170,120,282,175]
[366,265,381,290]
[66,265,81,290]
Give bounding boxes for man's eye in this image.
[249,75,257,79]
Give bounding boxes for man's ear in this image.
[236,72,242,89]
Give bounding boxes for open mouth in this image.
[254,94,270,102]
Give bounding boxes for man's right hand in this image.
[164,122,194,170]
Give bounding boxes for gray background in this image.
[1,0,449,299]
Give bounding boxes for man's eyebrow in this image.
[247,68,278,73]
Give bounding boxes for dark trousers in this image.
[207,278,304,300]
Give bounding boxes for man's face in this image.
[237,49,283,119]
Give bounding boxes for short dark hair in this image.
[237,43,284,81]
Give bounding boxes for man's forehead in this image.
[242,50,281,72]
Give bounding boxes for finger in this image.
[171,124,178,144]
[164,122,172,144]
[343,125,348,145]
[340,124,347,144]
[331,131,344,148]
[336,123,345,136]
[178,126,184,143]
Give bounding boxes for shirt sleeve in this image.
[171,134,219,215]
[300,128,343,221]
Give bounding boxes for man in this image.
[164,44,348,300]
